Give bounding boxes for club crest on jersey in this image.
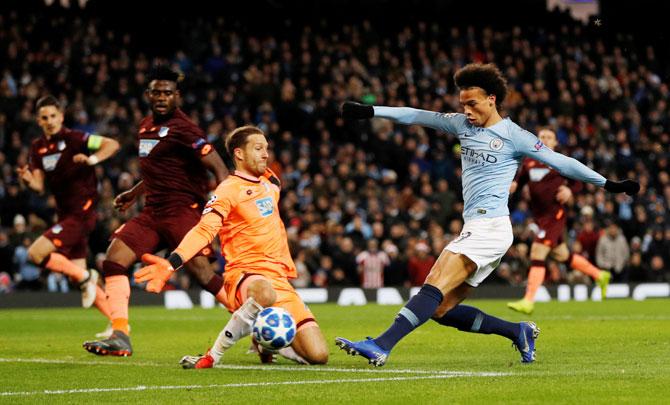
[57,140,66,151]
[42,153,62,171]
[51,224,63,234]
[534,140,544,150]
[139,139,159,157]
[489,138,504,151]
[158,127,170,138]
[255,197,274,217]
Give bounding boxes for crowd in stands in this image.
[0,5,668,294]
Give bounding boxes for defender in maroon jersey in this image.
[83,65,229,356]
[507,129,611,314]
[17,95,119,327]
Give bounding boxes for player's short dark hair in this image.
[35,95,61,111]
[225,125,266,161]
[147,64,183,87]
[454,63,508,108]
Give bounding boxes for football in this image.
[252,307,296,350]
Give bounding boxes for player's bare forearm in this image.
[89,136,120,164]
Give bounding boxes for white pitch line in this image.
[0,357,163,367]
[0,373,511,397]
[0,357,506,376]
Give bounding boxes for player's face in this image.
[538,129,558,150]
[37,105,64,137]
[238,134,269,177]
[146,80,179,117]
[459,87,497,127]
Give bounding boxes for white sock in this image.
[210,297,263,363]
[278,346,309,365]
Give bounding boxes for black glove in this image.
[341,101,374,120]
[604,179,640,196]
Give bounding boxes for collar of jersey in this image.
[232,170,261,183]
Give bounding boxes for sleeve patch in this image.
[192,138,207,149]
[87,134,103,151]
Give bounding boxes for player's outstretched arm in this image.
[73,134,120,166]
[341,101,461,133]
[516,132,639,196]
[134,210,223,293]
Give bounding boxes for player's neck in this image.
[234,169,260,181]
[482,111,503,128]
[152,109,176,123]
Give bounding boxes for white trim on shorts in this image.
[444,216,513,287]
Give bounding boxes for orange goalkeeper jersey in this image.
[174,169,296,279]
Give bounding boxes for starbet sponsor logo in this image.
[460,146,498,165]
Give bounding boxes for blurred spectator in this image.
[407,241,435,286]
[383,243,409,287]
[13,237,41,290]
[646,255,667,282]
[47,272,69,292]
[356,239,390,288]
[0,5,668,292]
[596,222,631,282]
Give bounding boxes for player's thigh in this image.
[530,242,552,261]
[424,250,477,295]
[107,214,161,267]
[27,235,56,263]
[549,243,570,262]
[242,275,276,307]
[292,323,328,364]
[105,237,139,268]
[433,282,473,318]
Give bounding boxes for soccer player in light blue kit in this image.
[335,63,639,365]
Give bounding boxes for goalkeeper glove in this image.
[341,101,374,120]
[604,179,640,196]
[135,253,179,293]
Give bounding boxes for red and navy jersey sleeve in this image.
[171,115,213,158]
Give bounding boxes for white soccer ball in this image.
[252,307,296,350]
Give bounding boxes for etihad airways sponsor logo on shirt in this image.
[460,146,498,166]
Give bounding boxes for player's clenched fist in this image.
[134,253,175,293]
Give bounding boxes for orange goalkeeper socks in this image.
[105,274,130,335]
[569,253,601,280]
[523,261,546,302]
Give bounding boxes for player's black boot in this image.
[83,330,133,357]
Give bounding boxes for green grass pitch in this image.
[1,299,669,403]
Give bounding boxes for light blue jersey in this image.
[373,106,606,221]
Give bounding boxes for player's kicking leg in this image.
[337,250,470,366]
[180,276,273,369]
[433,284,540,363]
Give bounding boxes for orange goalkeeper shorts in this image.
[223,271,316,329]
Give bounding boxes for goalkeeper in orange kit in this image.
[135,125,328,367]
